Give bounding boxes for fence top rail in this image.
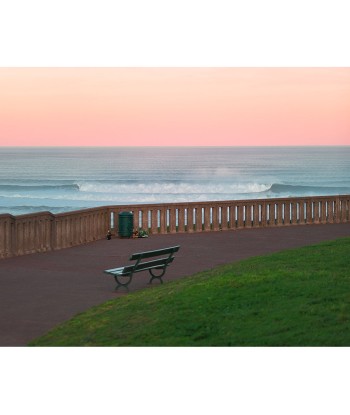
[0,207,107,221]
[1,194,349,220]
[106,194,350,210]
[54,207,108,219]
[0,211,55,220]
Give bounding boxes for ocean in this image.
[0,146,349,216]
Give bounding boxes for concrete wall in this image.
[1,195,349,259]
[0,207,109,259]
[109,195,350,234]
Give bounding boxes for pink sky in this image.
[0,67,349,146]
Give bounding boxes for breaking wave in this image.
[261,183,350,195]
[1,181,348,207]
[76,181,271,195]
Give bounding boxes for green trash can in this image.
[118,211,134,238]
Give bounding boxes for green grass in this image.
[29,237,350,346]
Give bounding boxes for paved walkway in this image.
[1,223,349,346]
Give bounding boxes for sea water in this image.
[0,146,349,216]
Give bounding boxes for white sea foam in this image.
[76,181,271,195]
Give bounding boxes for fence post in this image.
[195,206,203,232]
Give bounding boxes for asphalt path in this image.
[1,223,349,346]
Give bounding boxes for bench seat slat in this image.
[104,265,133,276]
[132,257,174,272]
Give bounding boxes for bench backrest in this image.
[129,245,180,261]
[121,245,180,275]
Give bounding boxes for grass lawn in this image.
[29,237,350,346]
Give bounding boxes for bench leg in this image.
[148,268,166,284]
[114,275,132,290]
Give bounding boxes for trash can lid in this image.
[119,211,133,216]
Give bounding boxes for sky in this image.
[0,67,349,146]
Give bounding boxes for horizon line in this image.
[1,144,349,148]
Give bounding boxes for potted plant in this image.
[138,228,149,238]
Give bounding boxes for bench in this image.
[104,245,180,290]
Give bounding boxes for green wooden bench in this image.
[104,245,180,289]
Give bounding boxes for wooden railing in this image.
[1,195,349,259]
